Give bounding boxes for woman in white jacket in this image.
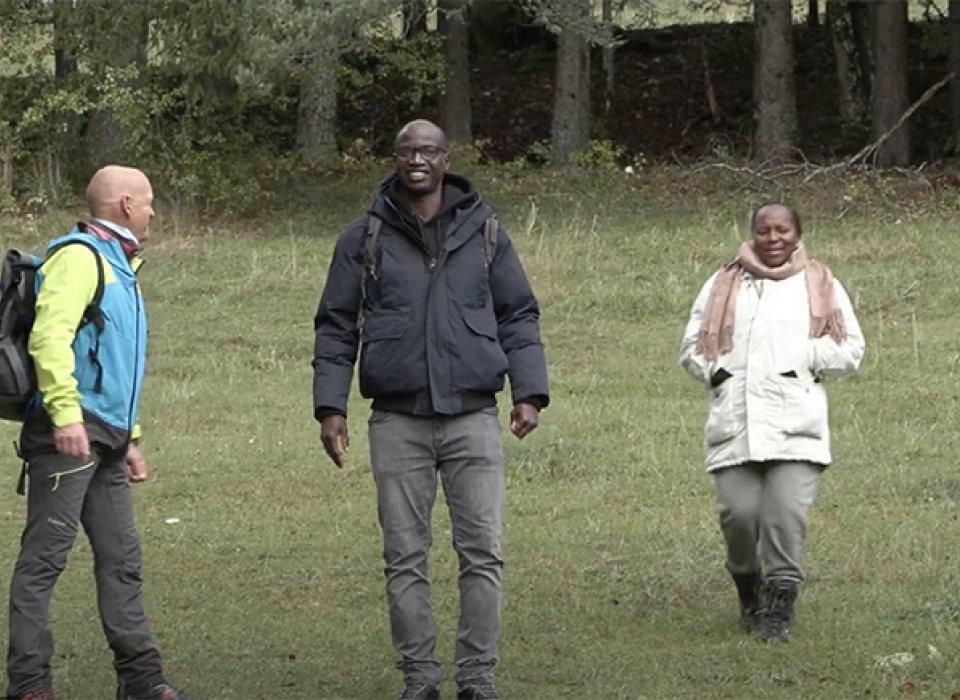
[678,203,865,642]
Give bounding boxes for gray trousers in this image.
[713,460,822,583]
[368,408,505,687]
[6,446,164,697]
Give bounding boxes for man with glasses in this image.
[312,120,549,700]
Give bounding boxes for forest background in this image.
[2,0,960,214]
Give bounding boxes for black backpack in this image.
[0,239,105,422]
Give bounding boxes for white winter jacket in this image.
[678,268,865,472]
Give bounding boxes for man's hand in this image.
[126,442,149,482]
[509,402,540,440]
[54,423,91,460]
[320,414,349,468]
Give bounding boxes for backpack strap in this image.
[364,215,382,283]
[44,239,106,324]
[43,240,107,392]
[482,216,499,271]
[359,215,383,333]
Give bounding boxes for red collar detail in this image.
[85,221,139,259]
[85,221,114,241]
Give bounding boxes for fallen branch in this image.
[803,72,954,182]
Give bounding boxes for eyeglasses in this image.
[394,145,447,161]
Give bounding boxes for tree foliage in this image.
[0,0,946,213]
[0,0,415,213]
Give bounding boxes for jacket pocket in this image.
[456,307,508,392]
[359,312,421,396]
[462,307,498,340]
[704,381,744,447]
[362,312,408,342]
[779,375,827,439]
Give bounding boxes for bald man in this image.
[6,167,194,700]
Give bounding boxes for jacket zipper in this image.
[127,263,143,432]
[384,197,435,271]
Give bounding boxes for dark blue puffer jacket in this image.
[312,173,549,417]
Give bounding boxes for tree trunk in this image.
[1,149,12,204]
[950,0,960,149]
[199,32,239,105]
[601,0,615,116]
[296,45,339,168]
[85,2,149,167]
[402,0,429,37]
[52,0,85,188]
[438,0,472,144]
[52,0,76,80]
[851,1,876,100]
[808,0,819,27]
[872,0,910,165]
[550,0,591,166]
[827,0,871,136]
[753,0,797,162]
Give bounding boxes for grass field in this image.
[0,164,958,699]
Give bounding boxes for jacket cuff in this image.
[514,396,545,411]
[50,405,83,428]
[315,407,347,421]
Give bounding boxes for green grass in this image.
[0,166,958,699]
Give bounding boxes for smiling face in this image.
[751,204,800,268]
[394,121,449,198]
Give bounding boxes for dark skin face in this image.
[752,204,800,268]
[394,121,449,218]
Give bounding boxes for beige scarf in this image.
[695,242,847,361]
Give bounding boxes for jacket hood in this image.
[370,172,485,234]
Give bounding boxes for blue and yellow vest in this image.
[39,227,147,433]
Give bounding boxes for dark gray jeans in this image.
[6,445,164,697]
[368,408,505,687]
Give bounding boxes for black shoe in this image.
[117,683,194,700]
[756,579,799,643]
[397,681,440,700]
[732,571,763,633]
[457,680,499,700]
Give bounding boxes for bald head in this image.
[395,119,447,151]
[86,165,154,240]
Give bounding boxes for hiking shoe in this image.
[756,579,799,643]
[18,690,56,700]
[457,680,500,700]
[117,683,194,700]
[397,681,440,700]
[732,571,763,633]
